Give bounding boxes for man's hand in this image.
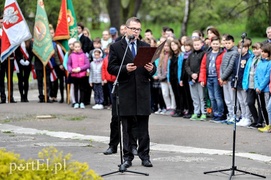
[144,62,154,72]
[126,63,137,72]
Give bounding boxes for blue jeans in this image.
[207,77,224,116]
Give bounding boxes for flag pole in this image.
[7,57,11,103]
[66,71,70,104]
[43,65,47,103]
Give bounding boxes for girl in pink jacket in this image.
[68,41,90,109]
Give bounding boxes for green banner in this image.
[32,0,54,66]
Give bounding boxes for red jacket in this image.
[199,48,225,85]
[102,55,116,82]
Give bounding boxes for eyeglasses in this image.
[127,27,141,32]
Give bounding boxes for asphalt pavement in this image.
[0,89,271,180]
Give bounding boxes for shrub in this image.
[0,147,103,180]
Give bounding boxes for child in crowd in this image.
[184,38,206,120]
[89,37,105,62]
[181,38,194,118]
[67,41,90,109]
[199,37,225,121]
[255,43,271,131]
[102,43,116,109]
[243,42,265,128]
[154,40,172,115]
[63,38,77,106]
[219,35,239,123]
[232,39,252,126]
[167,39,184,117]
[89,48,104,110]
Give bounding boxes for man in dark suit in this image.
[108,17,156,168]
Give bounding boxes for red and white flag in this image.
[1,0,32,62]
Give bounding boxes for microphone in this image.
[241,32,247,39]
[128,35,135,42]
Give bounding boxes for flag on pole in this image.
[32,0,54,66]
[54,0,78,52]
[1,0,32,62]
[54,0,69,41]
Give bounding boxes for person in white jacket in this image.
[89,48,104,109]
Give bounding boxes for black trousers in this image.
[0,60,15,102]
[170,79,184,113]
[36,67,50,101]
[247,88,268,124]
[109,115,138,148]
[122,115,150,162]
[73,76,87,103]
[182,78,194,114]
[17,64,31,100]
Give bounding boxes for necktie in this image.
[131,42,136,58]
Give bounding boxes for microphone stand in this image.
[101,39,149,177]
[204,34,266,179]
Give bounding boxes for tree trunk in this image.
[122,0,142,23]
[106,0,121,30]
[92,0,101,30]
[181,0,190,37]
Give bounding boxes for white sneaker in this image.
[92,104,99,109]
[74,103,79,109]
[241,118,251,127]
[80,103,85,109]
[97,104,104,110]
[236,118,244,126]
[154,109,161,114]
[160,109,167,115]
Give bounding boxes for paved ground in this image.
[0,89,271,179]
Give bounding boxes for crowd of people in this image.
[1,16,271,132]
[2,13,271,169]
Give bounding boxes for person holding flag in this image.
[32,0,56,103]
[1,0,32,103]
[14,40,33,102]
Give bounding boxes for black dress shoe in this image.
[103,147,117,155]
[121,161,132,168]
[10,99,17,103]
[142,160,153,167]
[59,99,64,103]
[132,148,138,156]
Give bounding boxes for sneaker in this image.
[74,103,79,109]
[200,114,207,121]
[190,114,199,121]
[160,109,167,115]
[154,109,162,114]
[164,109,173,116]
[80,103,85,109]
[237,118,251,127]
[258,125,271,133]
[247,122,258,129]
[225,117,235,125]
[97,104,104,110]
[92,104,99,109]
[183,114,192,119]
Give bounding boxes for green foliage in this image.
[246,3,269,37]
[0,147,102,180]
